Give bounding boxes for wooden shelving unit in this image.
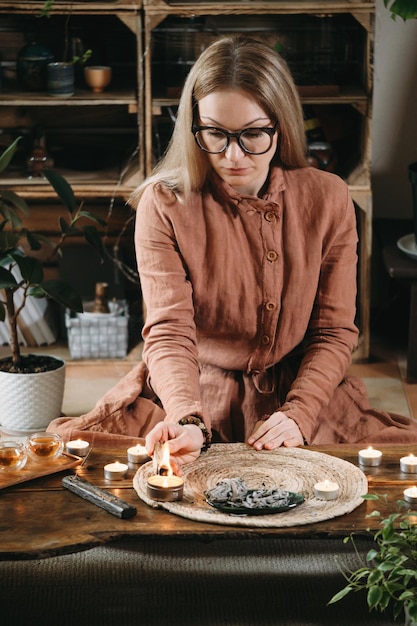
[0,1,144,200]
[0,1,375,359]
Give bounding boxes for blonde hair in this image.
[131,35,307,205]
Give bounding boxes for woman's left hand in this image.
[247,411,304,449]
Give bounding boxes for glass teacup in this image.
[0,441,28,471]
[27,432,63,461]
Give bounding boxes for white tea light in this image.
[147,474,184,502]
[127,444,149,464]
[358,447,382,466]
[404,486,417,505]
[66,439,90,457]
[314,479,339,501]
[104,461,128,480]
[400,454,417,474]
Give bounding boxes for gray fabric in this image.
[0,537,397,625]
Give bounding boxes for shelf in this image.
[0,89,138,107]
[152,85,369,113]
[0,6,144,195]
[0,2,141,15]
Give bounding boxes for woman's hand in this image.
[247,411,304,450]
[145,420,204,472]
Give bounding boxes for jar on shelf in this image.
[17,41,54,92]
[26,126,54,178]
[304,106,337,173]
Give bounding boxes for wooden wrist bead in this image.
[178,416,211,451]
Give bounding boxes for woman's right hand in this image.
[145,420,203,472]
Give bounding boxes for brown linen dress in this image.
[48,166,417,445]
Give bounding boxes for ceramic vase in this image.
[17,42,54,91]
[47,62,74,97]
[0,356,65,435]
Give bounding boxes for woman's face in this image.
[196,89,278,197]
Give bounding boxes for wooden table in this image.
[1,443,416,561]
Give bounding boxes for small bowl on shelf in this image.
[84,66,112,93]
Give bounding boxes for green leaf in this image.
[83,225,106,260]
[23,229,42,252]
[328,586,354,605]
[42,170,77,214]
[0,266,18,289]
[367,585,383,610]
[0,231,20,253]
[10,253,43,284]
[385,0,417,20]
[0,190,29,222]
[0,137,21,174]
[38,279,83,312]
[59,217,80,236]
[78,210,107,228]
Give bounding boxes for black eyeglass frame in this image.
[191,121,278,155]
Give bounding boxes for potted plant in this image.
[384,0,417,20]
[38,1,92,97]
[329,494,417,625]
[0,137,106,434]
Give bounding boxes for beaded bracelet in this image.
[178,415,212,451]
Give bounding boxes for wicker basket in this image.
[65,301,128,359]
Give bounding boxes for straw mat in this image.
[133,443,368,527]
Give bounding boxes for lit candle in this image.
[358,446,382,467]
[147,474,184,502]
[0,441,27,471]
[313,479,340,501]
[66,439,90,457]
[104,461,128,480]
[127,444,150,465]
[404,486,417,505]
[400,453,417,474]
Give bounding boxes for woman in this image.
[131,34,417,464]
[47,35,417,459]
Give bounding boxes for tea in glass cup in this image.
[27,432,63,460]
[0,441,27,471]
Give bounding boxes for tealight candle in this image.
[313,479,340,501]
[404,486,417,505]
[66,439,90,457]
[127,444,150,465]
[0,441,27,471]
[400,453,417,474]
[147,474,184,502]
[358,447,382,467]
[104,461,128,480]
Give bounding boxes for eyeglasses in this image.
[191,121,278,155]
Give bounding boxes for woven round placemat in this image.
[133,443,368,527]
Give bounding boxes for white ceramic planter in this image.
[0,356,65,435]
